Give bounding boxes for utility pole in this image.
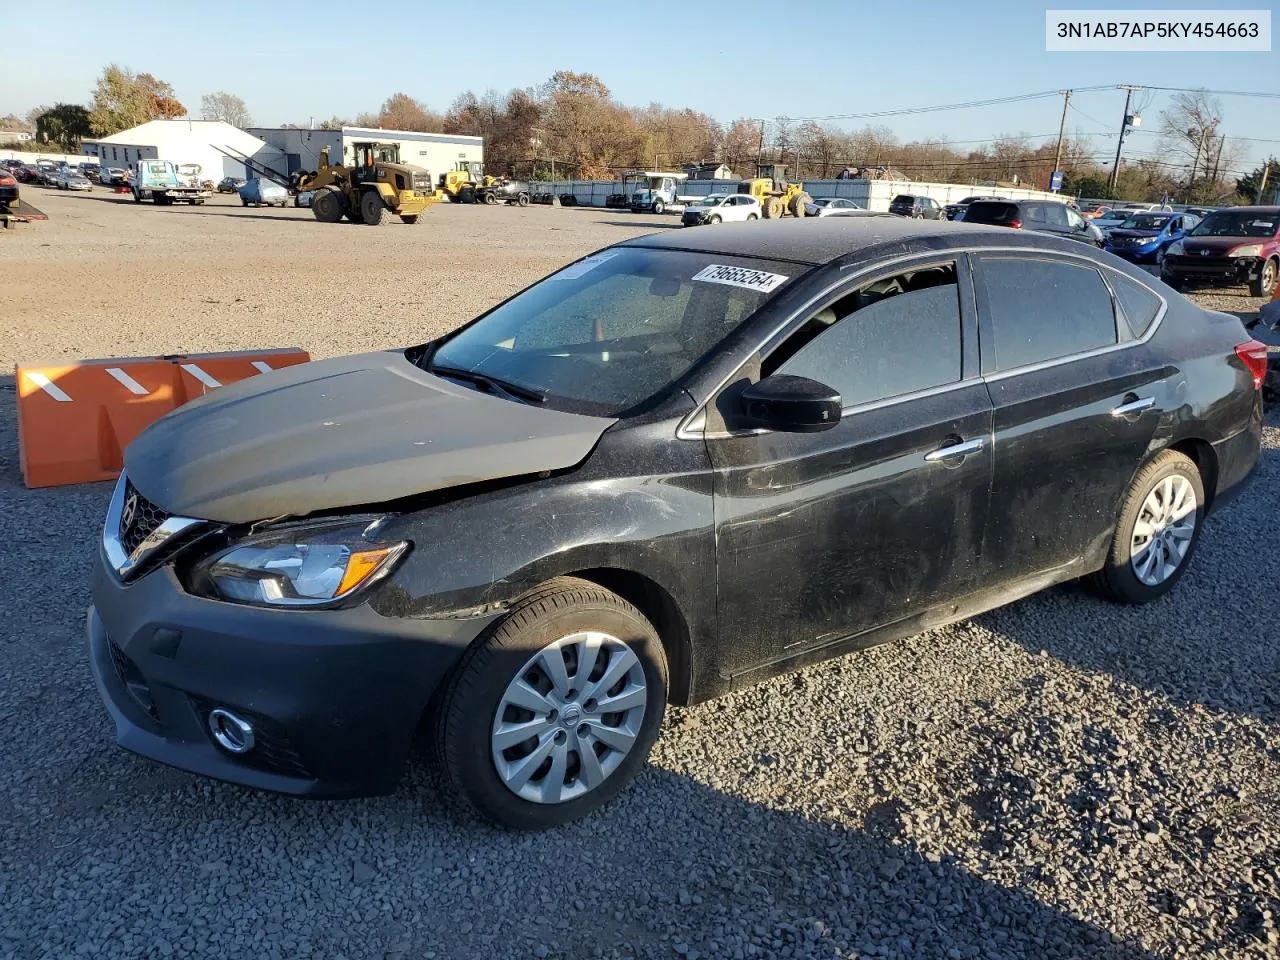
[1051,89,1071,190]
[1259,160,1271,204]
[756,119,766,168]
[1108,85,1141,196]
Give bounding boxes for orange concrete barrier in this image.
[16,348,309,488]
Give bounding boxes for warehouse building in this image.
[82,120,284,181]
[247,126,484,181]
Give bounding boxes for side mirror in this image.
[740,375,842,433]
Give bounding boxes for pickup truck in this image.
[130,159,210,205]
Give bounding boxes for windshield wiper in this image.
[430,365,546,405]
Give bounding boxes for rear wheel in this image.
[747,213,759,220]
[241,198,248,206]
[311,188,344,223]
[517,193,530,207]
[436,577,668,829]
[1249,257,1277,298]
[482,191,497,205]
[1093,450,1205,604]
[359,189,384,225]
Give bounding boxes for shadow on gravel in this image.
[979,432,1280,725]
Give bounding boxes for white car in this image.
[805,197,867,217]
[680,193,760,226]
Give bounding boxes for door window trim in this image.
[680,253,978,439]
[971,251,1169,383]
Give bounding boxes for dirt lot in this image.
[1,188,1278,960]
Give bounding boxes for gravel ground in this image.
[1,189,1278,960]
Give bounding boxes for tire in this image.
[436,577,668,829]
[400,214,419,224]
[516,193,530,207]
[312,188,344,223]
[482,192,497,205]
[707,214,721,224]
[652,199,665,215]
[133,190,141,203]
[790,193,811,218]
[458,187,475,204]
[241,198,249,206]
[1092,450,1205,604]
[1249,257,1278,298]
[746,213,758,220]
[447,192,459,203]
[764,197,783,219]
[359,189,384,225]
[1162,273,1184,292]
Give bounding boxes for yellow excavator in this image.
[736,164,811,218]
[297,141,436,225]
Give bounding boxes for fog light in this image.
[208,708,255,754]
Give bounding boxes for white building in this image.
[247,126,484,182]
[83,120,285,181]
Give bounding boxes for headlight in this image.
[1230,244,1264,258]
[191,518,408,607]
[1165,240,1184,256]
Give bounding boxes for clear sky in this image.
[5,0,1278,173]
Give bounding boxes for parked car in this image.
[1160,206,1280,296]
[805,197,865,217]
[889,194,944,219]
[36,163,60,185]
[1182,206,1216,219]
[944,195,1000,221]
[237,178,288,207]
[961,199,1099,245]
[89,218,1264,829]
[15,165,39,184]
[680,193,761,225]
[475,178,533,206]
[1105,212,1198,264]
[100,167,128,186]
[1091,209,1132,238]
[78,162,101,182]
[55,168,94,191]
[1079,203,1112,219]
[0,167,18,206]
[218,177,247,194]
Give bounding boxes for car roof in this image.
[1209,205,1280,215]
[617,217,1078,266]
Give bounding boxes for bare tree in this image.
[1158,89,1222,185]
[200,91,251,128]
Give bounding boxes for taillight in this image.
[1235,339,1269,390]
[0,174,14,186]
[1007,219,1023,229]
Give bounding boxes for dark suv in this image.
[889,194,944,219]
[1160,206,1280,297]
[962,199,1099,246]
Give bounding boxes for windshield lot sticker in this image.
[692,264,789,293]
[554,252,619,280]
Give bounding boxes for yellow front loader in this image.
[297,142,437,225]
[737,164,811,218]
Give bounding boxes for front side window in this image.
[429,248,794,416]
[765,263,963,409]
[979,257,1118,372]
[1045,204,1069,227]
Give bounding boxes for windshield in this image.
[428,247,794,416]
[692,196,726,207]
[1189,210,1280,238]
[1120,214,1170,231]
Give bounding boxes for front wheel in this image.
[652,199,664,215]
[312,188,344,223]
[1093,450,1205,604]
[436,577,668,829]
[707,214,722,224]
[359,189,384,225]
[1249,257,1278,298]
[516,193,530,207]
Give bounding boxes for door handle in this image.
[924,437,985,463]
[1110,396,1155,418]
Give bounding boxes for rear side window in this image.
[767,263,963,408]
[892,195,913,204]
[963,202,1018,225]
[979,258,1118,371]
[1044,204,1069,227]
[1108,272,1163,337]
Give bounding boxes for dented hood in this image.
[125,351,616,524]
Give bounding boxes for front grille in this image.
[119,480,171,556]
[108,637,160,722]
[190,697,312,779]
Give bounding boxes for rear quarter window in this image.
[1108,272,1163,338]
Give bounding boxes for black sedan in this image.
[0,166,17,206]
[89,219,1265,829]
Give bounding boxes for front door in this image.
[972,253,1170,582]
[706,258,994,681]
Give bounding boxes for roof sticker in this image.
[691,264,790,293]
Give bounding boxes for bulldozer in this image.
[297,141,436,225]
[437,161,490,203]
[736,164,811,219]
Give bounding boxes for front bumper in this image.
[681,213,705,226]
[1162,254,1261,286]
[88,547,497,797]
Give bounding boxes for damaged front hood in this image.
[125,351,616,524]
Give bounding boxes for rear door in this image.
[973,252,1171,582]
